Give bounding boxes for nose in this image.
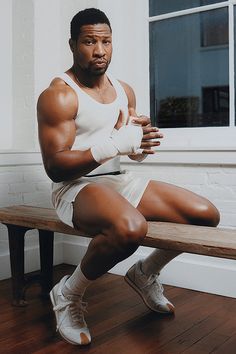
[94,42,105,57]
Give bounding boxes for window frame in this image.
[149,0,236,151]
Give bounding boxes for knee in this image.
[112,214,148,247]
[192,200,220,227]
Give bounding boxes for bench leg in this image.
[39,230,54,297]
[7,224,29,307]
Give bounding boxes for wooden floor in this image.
[1,265,236,354]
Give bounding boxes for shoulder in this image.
[118,80,136,108]
[37,77,78,125]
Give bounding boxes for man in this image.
[37,8,220,346]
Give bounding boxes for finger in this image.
[142,149,155,155]
[141,141,161,148]
[142,132,164,140]
[143,126,162,135]
[114,110,125,130]
[131,115,151,126]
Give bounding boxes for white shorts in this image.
[52,170,150,227]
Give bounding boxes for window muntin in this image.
[149,0,226,16]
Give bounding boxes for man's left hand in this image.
[129,109,163,154]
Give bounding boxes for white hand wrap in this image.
[91,124,143,164]
[111,124,143,155]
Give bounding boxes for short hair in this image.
[70,8,112,40]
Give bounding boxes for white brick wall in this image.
[122,162,236,228]
[0,165,52,208]
[0,160,61,280]
[2,160,235,228]
[0,152,236,297]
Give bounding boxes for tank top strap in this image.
[57,73,82,94]
[57,72,128,105]
[107,73,128,105]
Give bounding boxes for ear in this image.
[69,39,75,53]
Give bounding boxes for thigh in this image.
[137,180,219,226]
[72,183,145,234]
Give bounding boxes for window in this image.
[149,0,236,148]
[149,0,225,16]
[202,85,229,126]
[201,7,228,47]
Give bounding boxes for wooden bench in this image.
[0,205,236,306]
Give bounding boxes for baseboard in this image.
[62,239,236,299]
[2,237,236,299]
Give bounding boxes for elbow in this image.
[49,173,63,183]
[46,168,62,183]
[45,160,64,183]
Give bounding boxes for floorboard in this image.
[0,264,236,354]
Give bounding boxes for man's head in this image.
[70,8,112,41]
[69,8,112,77]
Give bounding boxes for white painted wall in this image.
[0,0,97,151]
[0,152,236,298]
[0,0,12,149]
[98,0,150,115]
[0,0,236,299]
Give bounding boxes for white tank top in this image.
[57,72,129,177]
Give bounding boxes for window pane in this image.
[149,9,229,128]
[201,7,228,46]
[150,0,226,17]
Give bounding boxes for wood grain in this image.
[1,265,236,354]
[0,205,236,259]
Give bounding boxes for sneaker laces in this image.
[142,274,164,294]
[53,295,88,330]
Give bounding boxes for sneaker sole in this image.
[124,274,175,314]
[49,289,91,346]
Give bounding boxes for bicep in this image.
[37,86,77,161]
[38,118,76,158]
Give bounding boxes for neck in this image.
[71,66,106,89]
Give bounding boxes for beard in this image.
[86,59,110,76]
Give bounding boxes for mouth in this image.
[92,60,107,68]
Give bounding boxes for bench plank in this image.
[1,205,236,306]
[0,205,236,259]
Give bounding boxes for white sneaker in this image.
[50,276,91,345]
[125,261,175,314]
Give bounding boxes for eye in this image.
[84,39,94,45]
[103,39,111,46]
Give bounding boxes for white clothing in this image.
[53,171,150,227]
[55,72,127,176]
[52,73,150,227]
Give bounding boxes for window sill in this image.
[121,148,236,165]
[0,149,235,167]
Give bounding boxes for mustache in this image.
[91,59,108,64]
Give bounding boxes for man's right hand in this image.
[111,123,143,155]
[90,110,143,164]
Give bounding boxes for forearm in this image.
[42,119,144,182]
[44,149,99,182]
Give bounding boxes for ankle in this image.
[140,259,161,276]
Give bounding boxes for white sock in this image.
[141,249,180,275]
[62,264,92,297]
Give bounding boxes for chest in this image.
[82,84,117,104]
